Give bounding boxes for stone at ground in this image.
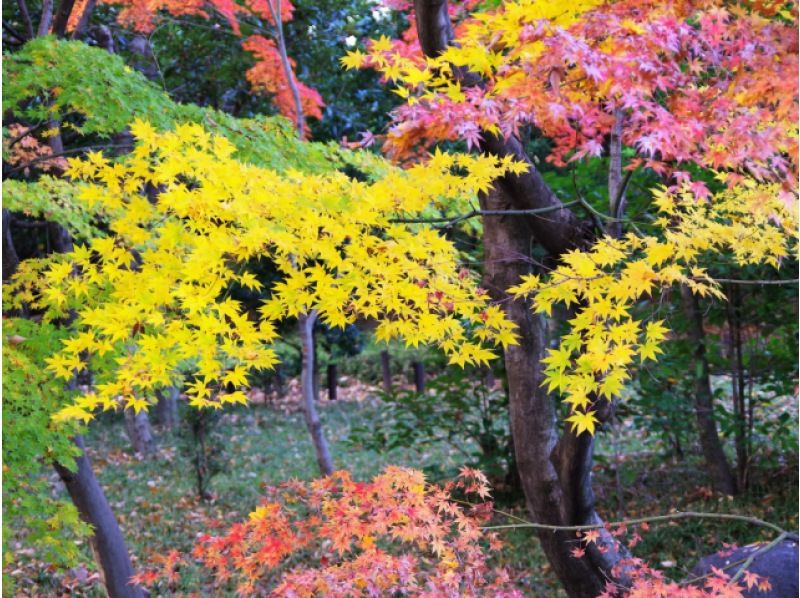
[690,538,798,598]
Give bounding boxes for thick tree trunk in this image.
[155,387,179,429]
[680,285,737,495]
[411,3,623,593]
[380,349,392,393]
[480,188,620,596]
[124,408,155,456]
[299,311,334,475]
[53,436,146,598]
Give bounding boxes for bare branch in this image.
[17,0,35,39]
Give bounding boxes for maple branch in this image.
[3,21,28,43]
[388,201,581,227]
[731,531,790,585]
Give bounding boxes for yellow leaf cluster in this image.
[512,179,798,435]
[346,0,602,105]
[12,121,520,421]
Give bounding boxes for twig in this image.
[701,278,799,287]
[729,531,790,585]
[388,201,581,227]
[480,510,794,537]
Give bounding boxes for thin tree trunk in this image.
[312,324,320,401]
[267,0,305,136]
[725,284,749,490]
[37,0,53,36]
[17,0,35,39]
[681,285,737,495]
[155,387,179,429]
[124,408,155,456]
[192,411,212,500]
[274,364,286,397]
[53,436,146,598]
[607,108,626,239]
[380,349,392,393]
[480,188,622,596]
[299,311,333,475]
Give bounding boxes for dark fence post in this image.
[327,363,338,401]
[380,350,392,393]
[412,361,425,394]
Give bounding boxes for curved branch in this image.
[412,0,592,256]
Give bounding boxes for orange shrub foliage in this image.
[134,466,521,596]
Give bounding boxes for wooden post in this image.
[380,350,392,393]
[327,363,338,401]
[412,361,425,394]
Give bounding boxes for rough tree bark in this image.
[680,285,738,495]
[299,311,334,475]
[414,3,626,594]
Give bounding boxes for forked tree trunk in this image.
[413,2,627,592]
[680,285,737,495]
[480,188,623,597]
[53,436,146,598]
[299,311,334,476]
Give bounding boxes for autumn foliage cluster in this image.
[69,0,323,130]
[132,467,519,596]
[2,0,797,595]
[129,466,771,597]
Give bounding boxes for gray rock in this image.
[690,538,798,597]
